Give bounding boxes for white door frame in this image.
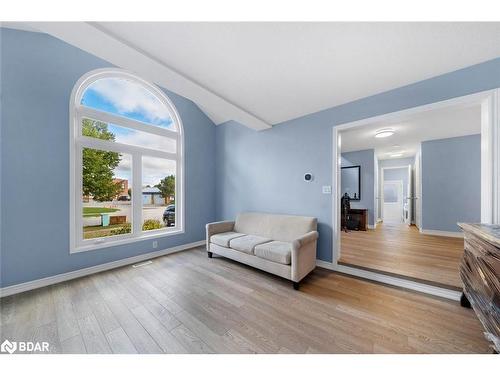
[415,145,423,229]
[326,89,500,301]
[406,164,413,226]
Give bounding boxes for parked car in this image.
[117,195,131,201]
[163,205,175,226]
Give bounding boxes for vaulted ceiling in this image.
[12,22,500,130]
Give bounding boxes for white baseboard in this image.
[367,224,376,230]
[0,240,205,298]
[316,260,461,301]
[420,229,464,238]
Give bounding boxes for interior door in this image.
[383,180,404,223]
[405,165,413,225]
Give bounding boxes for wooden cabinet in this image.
[341,208,368,231]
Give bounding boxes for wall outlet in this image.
[152,240,158,249]
[322,185,332,194]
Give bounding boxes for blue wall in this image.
[0,28,216,287]
[2,28,499,283]
[421,134,481,232]
[341,150,375,225]
[216,57,500,262]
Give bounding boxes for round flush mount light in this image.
[375,128,395,138]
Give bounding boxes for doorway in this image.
[382,180,403,223]
[380,164,414,225]
[330,89,499,299]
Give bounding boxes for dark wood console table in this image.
[458,223,500,353]
[342,208,368,231]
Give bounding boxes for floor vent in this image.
[132,260,153,268]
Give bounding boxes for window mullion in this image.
[75,143,84,246]
[77,106,178,140]
[132,153,143,237]
[77,136,178,160]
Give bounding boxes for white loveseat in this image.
[206,212,318,289]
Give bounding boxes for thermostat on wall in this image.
[304,173,313,182]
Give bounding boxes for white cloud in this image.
[90,78,174,126]
[114,153,176,187]
[113,128,176,186]
[114,154,132,181]
[142,157,176,186]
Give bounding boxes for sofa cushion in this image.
[229,235,272,254]
[210,231,245,247]
[234,212,317,242]
[254,241,292,265]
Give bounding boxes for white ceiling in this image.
[340,103,481,159]
[9,22,500,130]
[93,22,500,124]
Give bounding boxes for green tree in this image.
[156,175,175,202]
[82,119,122,202]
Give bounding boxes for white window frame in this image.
[70,68,184,253]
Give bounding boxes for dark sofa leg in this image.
[207,251,213,258]
[460,292,471,308]
[293,281,300,290]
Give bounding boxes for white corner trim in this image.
[0,240,205,298]
[481,89,500,224]
[316,260,461,301]
[420,229,464,238]
[27,22,271,131]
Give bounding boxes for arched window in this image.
[70,69,183,252]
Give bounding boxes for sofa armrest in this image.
[292,231,319,250]
[206,220,235,251]
[291,231,318,282]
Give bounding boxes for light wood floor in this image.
[340,223,464,289]
[0,246,488,354]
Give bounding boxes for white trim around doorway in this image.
[331,89,500,299]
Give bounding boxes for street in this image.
[83,203,166,226]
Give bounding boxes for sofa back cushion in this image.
[234,212,317,242]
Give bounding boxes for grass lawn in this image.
[83,207,120,217]
[83,223,130,239]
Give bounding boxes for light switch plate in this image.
[322,185,332,194]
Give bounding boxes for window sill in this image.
[71,228,185,254]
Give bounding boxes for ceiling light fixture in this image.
[375,128,395,138]
[390,153,403,158]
